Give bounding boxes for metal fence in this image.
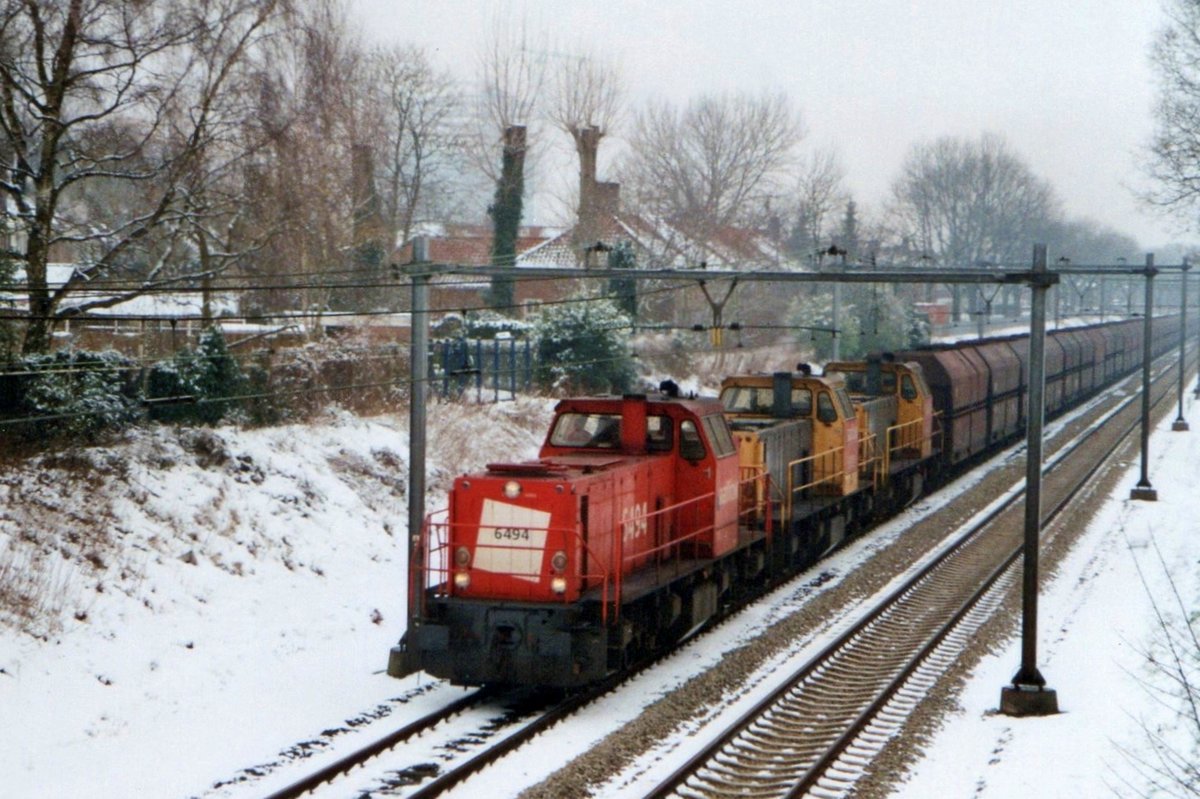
[431,337,535,402]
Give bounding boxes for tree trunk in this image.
[487,125,526,311]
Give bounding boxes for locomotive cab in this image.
[719,371,859,497]
[403,390,742,687]
[825,354,934,461]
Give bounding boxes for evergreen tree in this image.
[606,241,638,320]
[486,126,525,312]
[533,298,635,394]
[18,350,138,440]
[147,327,244,424]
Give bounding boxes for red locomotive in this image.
[400,390,755,687]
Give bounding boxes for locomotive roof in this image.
[719,371,844,387]
[552,393,722,415]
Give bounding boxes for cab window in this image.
[549,413,621,447]
[791,388,813,416]
[835,388,855,417]
[701,414,736,457]
[817,392,838,423]
[881,371,898,393]
[901,375,918,401]
[720,386,773,414]
[680,420,706,461]
[647,415,674,452]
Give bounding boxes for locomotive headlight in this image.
[454,572,471,589]
[503,480,522,498]
[550,576,567,594]
[550,550,568,573]
[454,546,471,568]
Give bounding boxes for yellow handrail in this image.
[783,446,849,519]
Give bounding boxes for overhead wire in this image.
[0,258,794,428]
[0,266,710,324]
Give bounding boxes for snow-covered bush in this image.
[463,310,530,340]
[16,350,139,440]
[533,297,636,394]
[146,327,245,424]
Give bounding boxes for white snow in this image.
[896,396,1200,798]
[1,387,1197,798]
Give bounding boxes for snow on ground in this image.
[0,398,550,799]
[0,385,1197,799]
[897,396,1200,798]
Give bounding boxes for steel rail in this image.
[786,362,1178,798]
[261,689,492,799]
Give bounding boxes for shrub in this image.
[15,350,139,440]
[463,310,530,340]
[146,327,245,425]
[533,297,636,394]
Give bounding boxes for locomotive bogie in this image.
[412,599,608,687]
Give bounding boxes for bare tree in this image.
[237,0,381,318]
[0,0,289,354]
[547,48,624,250]
[887,133,1059,267]
[366,44,460,247]
[788,147,849,262]
[462,14,545,185]
[1147,0,1200,221]
[460,16,546,310]
[547,48,623,140]
[622,91,804,258]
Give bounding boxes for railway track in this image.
[260,688,493,799]
[642,358,1183,799]
[260,672,632,797]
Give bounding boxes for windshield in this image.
[720,385,813,416]
[549,412,674,451]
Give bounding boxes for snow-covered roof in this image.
[5,263,236,317]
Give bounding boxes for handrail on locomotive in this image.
[414,466,775,627]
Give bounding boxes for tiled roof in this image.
[394,229,554,267]
[396,216,797,272]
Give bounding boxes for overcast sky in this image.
[352,0,1188,252]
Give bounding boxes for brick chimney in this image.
[595,181,620,218]
[572,126,604,262]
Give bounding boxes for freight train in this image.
[390,315,1181,688]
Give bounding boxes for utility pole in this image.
[389,236,431,678]
[1000,244,1059,717]
[1130,255,1158,502]
[1174,260,1190,431]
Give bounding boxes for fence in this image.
[431,337,535,402]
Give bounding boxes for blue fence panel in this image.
[430,338,534,402]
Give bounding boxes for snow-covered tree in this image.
[18,350,138,439]
[0,0,289,353]
[147,327,244,424]
[533,298,635,394]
